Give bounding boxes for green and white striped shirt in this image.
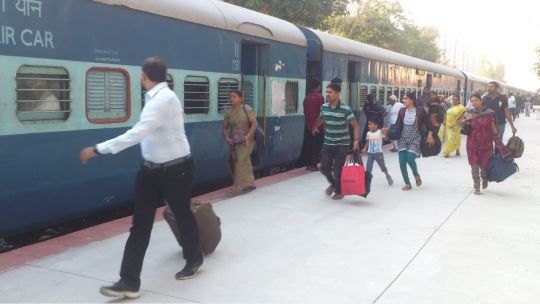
[320,101,355,146]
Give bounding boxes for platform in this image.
[1,117,539,303]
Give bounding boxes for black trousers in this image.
[120,157,201,289]
[320,144,349,194]
[304,128,324,168]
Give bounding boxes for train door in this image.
[426,74,433,89]
[241,42,267,168]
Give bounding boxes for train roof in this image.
[92,0,307,46]
[308,29,464,78]
[463,72,495,83]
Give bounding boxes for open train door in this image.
[241,42,267,169]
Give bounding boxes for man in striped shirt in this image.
[312,83,361,200]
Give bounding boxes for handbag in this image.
[487,154,519,183]
[420,134,442,157]
[340,151,372,197]
[388,109,405,140]
[460,121,471,135]
[242,105,265,141]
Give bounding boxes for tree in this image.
[222,0,348,28]
[322,0,441,62]
[478,56,506,82]
[534,45,540,79]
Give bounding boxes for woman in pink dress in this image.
[464,93,499,195]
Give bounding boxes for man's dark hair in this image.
[142,56,167,83]
[310,79,321,90]
[327,82,341,93]
[488,81,500,89]
[330,77,342,85]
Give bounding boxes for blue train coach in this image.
[0,0,307,237]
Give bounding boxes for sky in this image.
[397,0,540,91]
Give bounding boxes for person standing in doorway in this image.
[80,57,203,299]
[417,86,431,111]
[312,83,361,200]
[385,94,405,152]
[483,81,517,139]
[303,79,325,171]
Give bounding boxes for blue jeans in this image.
[366,152,387,174]
[320,144,349,194]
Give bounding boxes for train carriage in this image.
[0,0,306,237]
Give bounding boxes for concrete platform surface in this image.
[1,117,539,303]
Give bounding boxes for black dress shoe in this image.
[99,281,140,299]
[175,256,204,280]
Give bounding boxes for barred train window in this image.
[141,73,173,108]
[360,85,368,108]
[378,86,386,103]
[184,76,210,114]
[242,80,254,108]
[218,78,239,112]
[285,81,299,114]
[16,66,70,123]
[87,68,130,123]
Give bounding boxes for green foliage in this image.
[224,0,441,63]
[223,0,348,28]
[322,0,440,62]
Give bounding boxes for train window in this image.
[360,86,368,108]
[387,87,392,100]
[242,80,254,108]
[378,87,386,103]
[184,76,210,114]
[16,65,71,123]
[400,88,405,100]
[218,78,240,113]
[370,86,377,97]
[142,73,173,108]
[394,88,399,99]
[285,81,299,114]
[86,68,130,123]
[412,88,417,98]
[406,88,411,94]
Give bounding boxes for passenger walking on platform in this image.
[442,95,467,157]
[312,83,361,200]
[361,94,386,148]
[464,93,499,195]
[483,81,517,138]
[223,90,257,193]
[428,91,445,134]
[362,119,393,185]
[385,94,405,152]
[508,92,517,121]
[303,79,325,171]
[79,57,203,299]
[395,93,435,191]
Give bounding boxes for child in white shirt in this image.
[363,119,393,185]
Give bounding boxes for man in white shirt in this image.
[385,95,405,152]
[80,57,203,299]
[508,92,517,121]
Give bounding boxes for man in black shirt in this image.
[482,81,517,138]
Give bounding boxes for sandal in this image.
[474,187,481,195]
[415,176,422,187]
[402,184,412,191]
[482,178,488,189]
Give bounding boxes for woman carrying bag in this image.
[463,93,499,195]
[223,91,258,194]
[389,93,435,191]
